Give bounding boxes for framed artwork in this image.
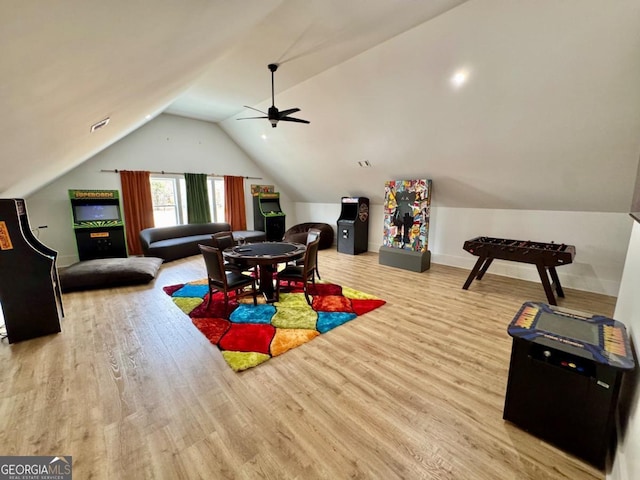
[250,184,274,196]
[383,179,432,252]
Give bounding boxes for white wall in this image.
[222,0,640,214]
[430,208,632,296]
[610,220,640,480]
[21,110,632,297]
[295,201,633,296]
[25,114,296,265]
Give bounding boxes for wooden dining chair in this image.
[275,237,321,305]
[287,227,322,281]
[211,230,236,249]
[211,231,253,274]
[199,244,257,315]
[304,228,322,280]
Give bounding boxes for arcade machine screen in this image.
[340,203,358,219]
[261,200,281,214]
[535,312,600,345]
[73,204,121,223]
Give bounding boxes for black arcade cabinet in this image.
[337,197,369,255]
[69,189,127,261]
[253,192,286,241]
[0,198,64,343]
[503,302,635,469]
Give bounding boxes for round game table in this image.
[223,242,306,302]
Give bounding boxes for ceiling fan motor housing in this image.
[268,106,279,127]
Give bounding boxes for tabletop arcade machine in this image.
[503,302,635,469]
[253,192,286,242]
[0,198,64,343]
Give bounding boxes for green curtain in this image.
[184,173,211,224]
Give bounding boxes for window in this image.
[210,177,225,222]
[151,177,178,227]
[150,175,225,226]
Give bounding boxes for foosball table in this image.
[462,236,576,305]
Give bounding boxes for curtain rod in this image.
[100,169,261,180]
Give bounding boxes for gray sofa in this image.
[139,223,266,262]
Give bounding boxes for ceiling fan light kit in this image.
[238,63,310,128]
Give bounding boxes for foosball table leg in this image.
[476,257,494,280]
[535,264,558,305]
[463,256,491,290]
[548,267,565,298]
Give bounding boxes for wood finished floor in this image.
[0,248,616,479]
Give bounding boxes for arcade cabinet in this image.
[69,189,127,261]
[337,197,369,255]
[253,192,286,241]
[0,198,63,343]
[503,302,635,469]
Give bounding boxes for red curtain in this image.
[224,175,247,230]
[119,170,154,255]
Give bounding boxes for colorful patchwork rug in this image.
[163,280,386,371]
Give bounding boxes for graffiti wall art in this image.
[383,179,432,252]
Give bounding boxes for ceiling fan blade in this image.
[237,116,268,120]
[278,108,300,117]
[243,105,267,115]
[279,116,310,124]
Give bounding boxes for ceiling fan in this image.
[238,63,310,128]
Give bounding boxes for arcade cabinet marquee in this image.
[69,189,127,261]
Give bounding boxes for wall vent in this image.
[90,117,110,133]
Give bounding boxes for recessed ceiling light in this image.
[145,114,152,120]
[261,134,267,140]
[451,70,468,88]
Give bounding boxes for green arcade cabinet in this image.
[253,192,286,241]
[69,189,127,260]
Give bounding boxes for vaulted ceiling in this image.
[2,0,640,211]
